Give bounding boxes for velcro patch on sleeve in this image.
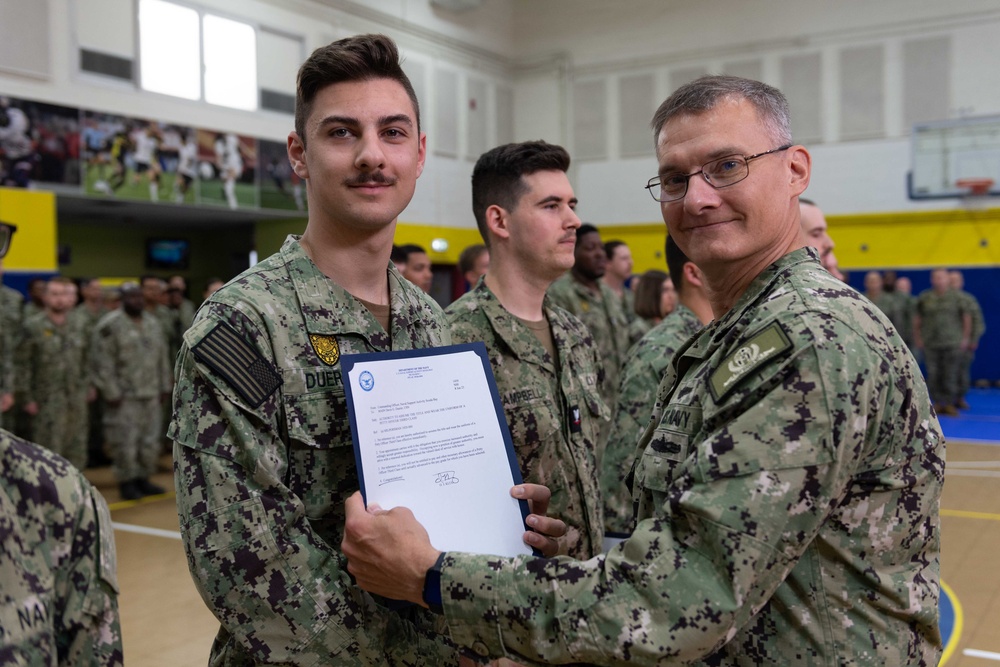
[709,322,792,402]
[191,322,282,408]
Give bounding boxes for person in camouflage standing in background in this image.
[0,224,19,426]
[915,267,971,417]
[547,224,630,462]
[950,269,985,409]
[91,282,171,500]
[601,236,712,538]
[343,75,944,666]
[447,140,606,560]
[15,277,93,469]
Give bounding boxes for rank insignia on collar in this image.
[309,334,340,366]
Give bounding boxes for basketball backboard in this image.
[909,115,1000,199]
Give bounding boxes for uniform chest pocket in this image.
[506,398,561,473]
[283,387,356,540]
[0,593,56,664]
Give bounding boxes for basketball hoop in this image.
[955,177,995,211]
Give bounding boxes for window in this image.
[138,0,257,111]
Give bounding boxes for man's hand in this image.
[23,401,38,416]
[512,484,566,557]
[0,392,12,413]
[342,492,441,605]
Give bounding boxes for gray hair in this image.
[651,75,792,146]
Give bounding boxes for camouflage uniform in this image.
[168,236,461,666]
[0,428,122,665]
[70,305,108,465]
[0,285,23,432]
[602,304,702,536]
[954,287,985,399]
[14,312,90,469]
[547,274,630,459]
[619,288,636,326]
[436,249,943,665]
[446,280,606,559]
[626,316,654,347]
[90,309,171,482]
[916,288,970,408]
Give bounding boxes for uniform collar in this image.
[688,247,820,358]
[280,235,432,349]
[473,280,558,371]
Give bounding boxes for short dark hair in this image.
[471,141,571,246]
[634,269,668,320]
[575,223,600,250]
[651,75,791,148]
[295,34,420,146]
[458,244,488,274]
[398,244,426,262]
[390,245,406,265]
[604,240,627,260]
[665,234,692,291]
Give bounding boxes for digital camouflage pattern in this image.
[954,287,985,400]
[602,304,702,536]
[15,312,91,469]
[0,428,122,665]
[917,288,970,408]
[626,316,654,347]
[91,309,171,482]
[0,285,23,429]
[870,292,905,340]
[446,280,607,560]
[546,274,630,455]
[437,249,944,666]
[169,236,461,666]
[916,288,969,349]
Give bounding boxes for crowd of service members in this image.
[0,273,224,500]
[0,221,980,666]
[2,243,986,496]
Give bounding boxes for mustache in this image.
[345,171,396,186]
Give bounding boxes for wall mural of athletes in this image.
[258,139,305,212]
[1,96,81,190]
[83,112,201,205]
[196,129,258,210]
[5,89,302,215]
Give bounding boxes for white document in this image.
[342,343,533,558]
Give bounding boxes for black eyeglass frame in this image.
[0,222,17,259]
[645,144,794,203]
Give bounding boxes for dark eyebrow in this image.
[379,114,414,128]
[536,195,578,207]
[315,114,414,129]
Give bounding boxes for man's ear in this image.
[287,132,308,180]
[485,204,510,242]
[788,145,811,197]
[684,261,711,291]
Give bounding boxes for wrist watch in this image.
[422,552,447,615]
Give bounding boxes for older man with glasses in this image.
[343,75,944,666]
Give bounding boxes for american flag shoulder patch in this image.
[191,322,282,408]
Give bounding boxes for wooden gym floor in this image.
[88,430,1000,665]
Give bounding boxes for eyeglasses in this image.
[0,222,16,259]
[645,144,793,202]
